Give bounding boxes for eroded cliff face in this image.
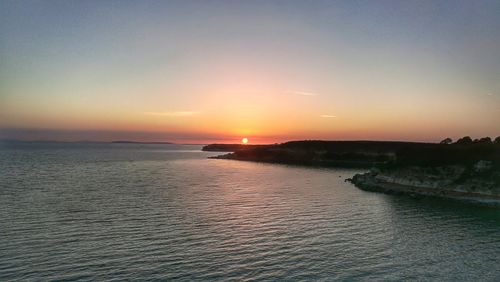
[350,162,500,201]
[372,166,464,189]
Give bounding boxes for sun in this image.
[242,137,249,144]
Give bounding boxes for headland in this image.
[204,138,500,205]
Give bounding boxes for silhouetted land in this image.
[111,141,174,144]
[205,139,500,205]
[202,144,269,152]
[205,140,500,167]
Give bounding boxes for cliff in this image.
[348,162,500,205]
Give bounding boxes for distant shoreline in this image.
[0,139,190,145]
[111,141,174,144]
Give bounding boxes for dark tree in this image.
[477,137,492,144]
[455,136,473,145]
[440,138,453,144]
[494,136,500,144]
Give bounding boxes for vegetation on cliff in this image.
[205,138,500,168]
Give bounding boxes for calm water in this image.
[1,143,499,281]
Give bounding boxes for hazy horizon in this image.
[1,127,499,145]
[1,1,499,143]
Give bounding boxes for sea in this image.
[1,142,499,281]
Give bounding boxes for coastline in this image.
[348,171,500,206]
[205,140,500,206]
[209,152,383,168]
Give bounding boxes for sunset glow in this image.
[2,2,500,281]
[0,1,499,143]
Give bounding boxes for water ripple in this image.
[1,144,500,281]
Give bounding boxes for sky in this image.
[1,0,499,143]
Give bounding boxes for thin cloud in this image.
[486,93,500,102]
[320,114,337,118]
[144,111,199,117]
[286,90,318,96]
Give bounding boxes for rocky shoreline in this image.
[348,165,500,206]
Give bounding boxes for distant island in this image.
[204,137,500,205]
[111,141,174,144]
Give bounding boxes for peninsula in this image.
[204,137,500,205]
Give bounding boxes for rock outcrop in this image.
[349,162,500,205]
